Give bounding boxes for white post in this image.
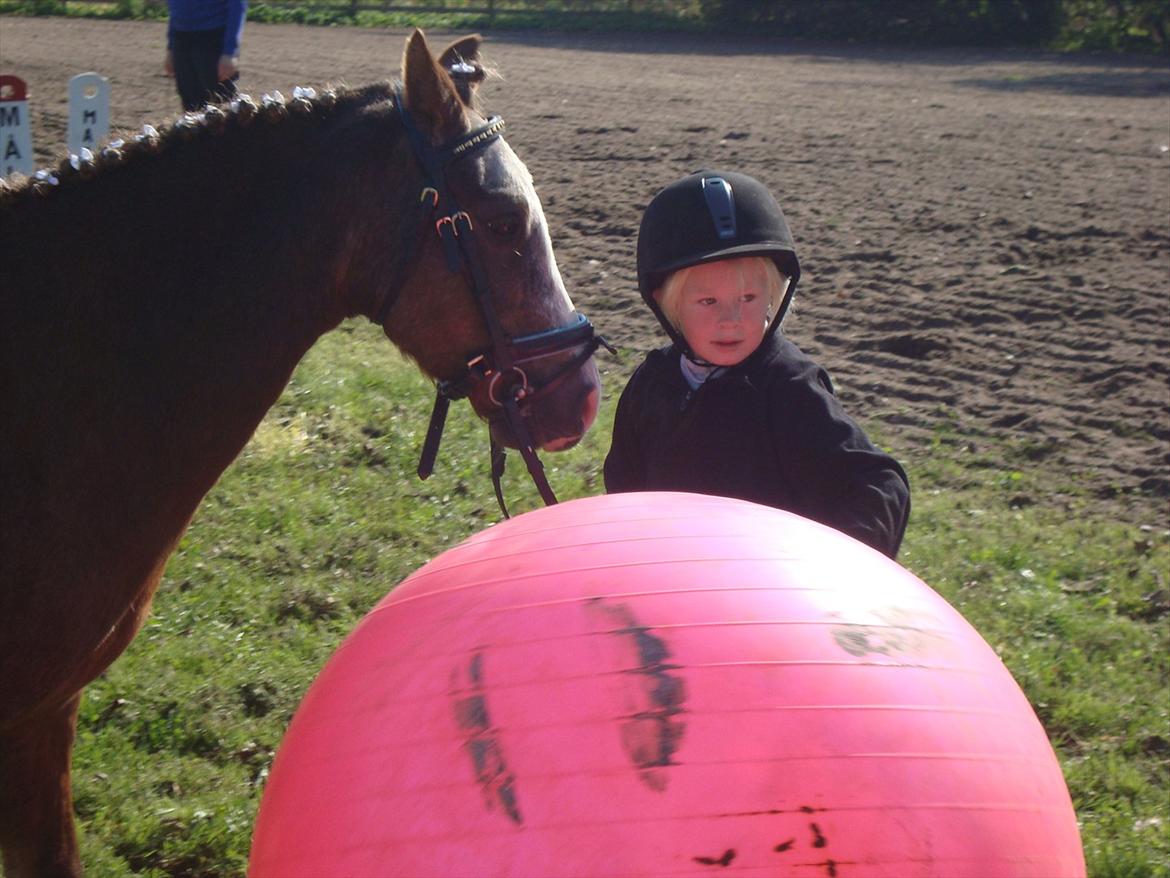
[67,72,110,157]
[0,75,34,178]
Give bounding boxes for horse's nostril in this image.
[580,391,599,430]
[581,386,600,432]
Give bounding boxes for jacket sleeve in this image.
[768,361,910,558]
[223,0,247,57]
[603,365,650,494]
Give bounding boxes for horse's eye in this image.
[487,216,521,239]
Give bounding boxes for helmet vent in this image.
[701,176,737,240]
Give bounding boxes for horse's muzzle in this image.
[489,361,601,453]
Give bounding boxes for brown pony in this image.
[0,30,601,877]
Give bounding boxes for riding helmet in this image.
[636,169,801,349]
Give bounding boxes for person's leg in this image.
[173,28,235,111]
[170,33,207,111]
[188,29,225,109]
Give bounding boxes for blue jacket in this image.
[167,0,247,56]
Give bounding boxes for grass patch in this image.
[0,1,166,20]
[71,320,1169,876]
[0,0,705,32]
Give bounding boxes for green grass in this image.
[0,0,706,32]
[70,320,1169,876]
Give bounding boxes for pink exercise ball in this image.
[249,492,1084,877]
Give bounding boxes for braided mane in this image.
[0,81,395,209]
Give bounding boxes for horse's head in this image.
[380,31,602,456]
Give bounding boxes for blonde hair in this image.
[654,256,789,332]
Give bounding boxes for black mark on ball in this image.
[693,849,736,867]
[587,599,688,791]
[451,649,523,825]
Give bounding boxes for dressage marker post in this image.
[250,491,1086,878]
[0,75,33,178]
[0,71,110,179]
[66,72,110,158]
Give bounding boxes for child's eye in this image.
[742,293,758,303]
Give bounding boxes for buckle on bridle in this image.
[435,211,472,238]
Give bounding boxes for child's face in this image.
[664,257,772,366]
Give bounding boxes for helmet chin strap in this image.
[679,353,726,392]
[681,349,719,370]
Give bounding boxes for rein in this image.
[381,86,612,518]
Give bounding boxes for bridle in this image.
[377,86,612,517]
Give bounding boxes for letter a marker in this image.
[67,72,110,158]
[0,75,34,178]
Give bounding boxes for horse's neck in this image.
[7,113,407,544]
[107,149,350,474]
[0,96,418,717]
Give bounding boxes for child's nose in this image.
[718,302,742,323]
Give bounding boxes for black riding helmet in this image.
[636,169,801,356]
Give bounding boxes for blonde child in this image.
[604,170,910,558]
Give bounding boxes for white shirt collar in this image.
[678,354,726,390]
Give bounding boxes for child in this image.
[604,169,910,558]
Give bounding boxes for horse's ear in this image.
[401,28,465,143]
[438,35,486,107]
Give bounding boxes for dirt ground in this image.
[3,16,1168,523]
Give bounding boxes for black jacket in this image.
[604,332,910,558]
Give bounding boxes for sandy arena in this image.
[3,16,1168,522]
